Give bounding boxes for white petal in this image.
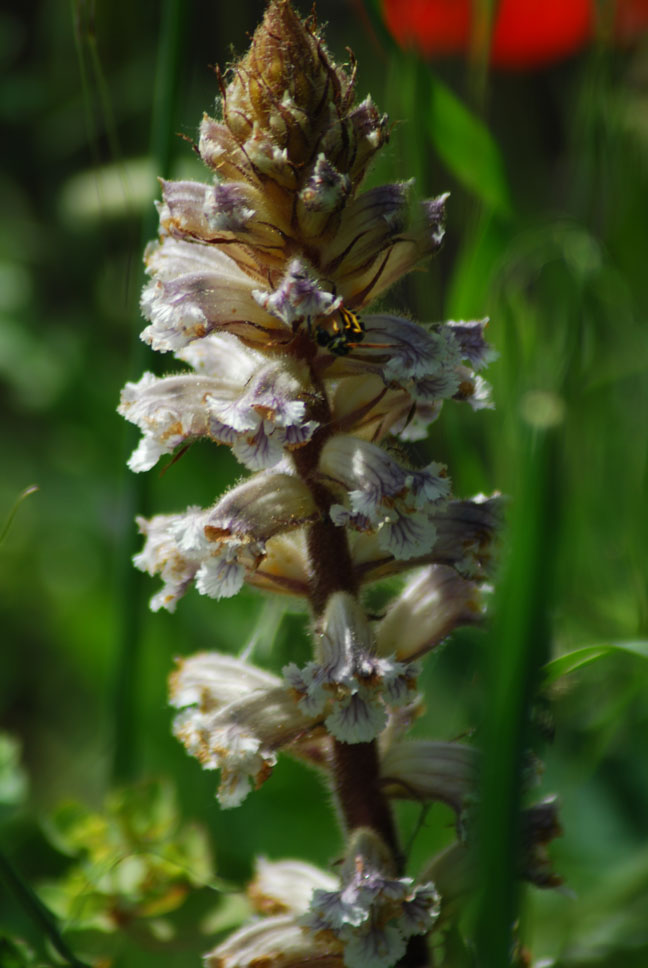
[169,652,282,710]
[325,692,387,744]
[378,510,437,561]
[253,258,341,327]
[140,238,274,352]
[196,555,246,599]
[232,425,285,470]
[249,858,339,916]
[127,434,172,472]
[343,923,405,968]
[204,913,341,968]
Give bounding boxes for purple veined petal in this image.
[320,435,408,509]
[283,420,319,447]
[447,318,497,370]
[252,258,342,327]
[195,553,246,600]
[398,884,441,938]
[206,416,239,446]
[133,509,204,612]
[411,370,462,402]
[378,660,420,707]
[329,503,360,529]
[302,830,439,968]
[204,180,256,232]
[297,154,351,238]
[350,494,502,586]
[283,593,417,743]
[405,462,452,508]
[307,886,368,933]
[283,661,329,717]
[378,508,437,561]
[325,690,388,744]
[342,923,406,968]
[231,423,286,470]
[140,237,280,353]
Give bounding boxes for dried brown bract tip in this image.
[201,0,387,196]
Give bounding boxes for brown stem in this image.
[291,377,402,862]
[290,369,430,968]
[332,737,401,865]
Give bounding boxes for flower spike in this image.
[118,3,561,966]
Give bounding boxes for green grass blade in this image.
[0,487,38,548]
[0,850,90,968]
[425,73,512,216]
[475,421,559,966]
[543,640,648,686]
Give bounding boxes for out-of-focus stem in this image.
[475,421,559,966]
[0,849,91,968]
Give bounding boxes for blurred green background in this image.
[1,0,647,965]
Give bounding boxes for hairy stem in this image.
[332,737,401,863]
[291,382,401,857]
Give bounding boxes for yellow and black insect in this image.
[312,305,366,356]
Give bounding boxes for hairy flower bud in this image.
[375,565,483,660]
[170,653,319,807]
[205,913,342,968]
[248,857,339,916]
[380,740,479,816]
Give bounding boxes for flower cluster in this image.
[120,3,560,966]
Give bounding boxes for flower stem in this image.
[292,387,403,868]
[0,849,91,968]
[332,737,401,862]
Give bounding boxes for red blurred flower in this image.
[614,0,648,43]
[383,0,648,69]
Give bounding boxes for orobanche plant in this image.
[119,3,559,965]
